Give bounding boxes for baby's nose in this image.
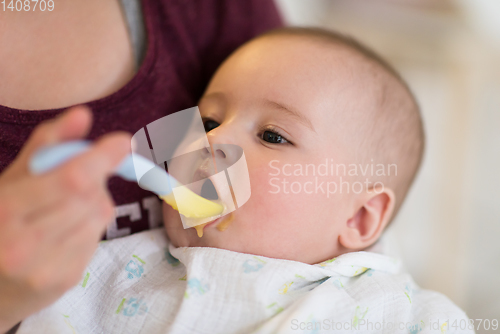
[213,147,226,160]
[199,145,225,158]
[200,144,243,172]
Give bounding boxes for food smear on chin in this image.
[216,213,234,232]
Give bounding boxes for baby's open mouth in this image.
[200,178,219,200]
[184,163,235,237]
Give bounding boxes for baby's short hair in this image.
[259,27,425,219]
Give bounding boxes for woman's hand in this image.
[0,106,131,332]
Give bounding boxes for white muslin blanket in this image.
[18,229,472,334]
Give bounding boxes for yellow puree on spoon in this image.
[166,181,235,237]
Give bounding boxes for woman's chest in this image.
[0,0,135,110]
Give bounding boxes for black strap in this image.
[119,0,148,69]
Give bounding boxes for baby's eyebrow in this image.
[263,99,316,132]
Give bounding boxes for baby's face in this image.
[164,36,377,264]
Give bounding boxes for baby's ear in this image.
[338,188,395,250]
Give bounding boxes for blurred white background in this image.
[274,0,500,331]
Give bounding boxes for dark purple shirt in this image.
[0,0,282,239]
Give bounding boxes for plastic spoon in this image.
[29,140,224,219]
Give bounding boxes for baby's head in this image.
[163,27,424,264]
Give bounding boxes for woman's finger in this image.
[53,131,132,191]
[3,106,93,181]
[29,187,113,241]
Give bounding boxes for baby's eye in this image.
[262,130,288,144]
[203,119,220,132]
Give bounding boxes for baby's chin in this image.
[164,224,222,247]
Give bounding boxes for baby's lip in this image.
[204,216,222,228]
[201,213,232,232]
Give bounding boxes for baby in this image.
[16,27,472,333]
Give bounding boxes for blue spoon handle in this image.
[29,140,176,196]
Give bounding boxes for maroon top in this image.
[0,0,282,239]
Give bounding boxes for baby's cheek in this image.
[248,169,287,218]
[250,167,341,224]
[162,202,188,247]
[244,168,314,235]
